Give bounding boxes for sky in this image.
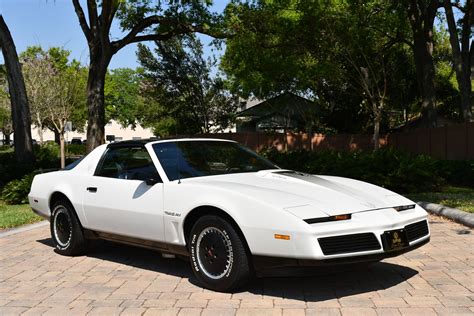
[0,0,227,69]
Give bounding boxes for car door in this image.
[82,145,165,242]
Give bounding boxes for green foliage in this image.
[0,143,60,189]
[0,67,13,138]
[1,173,34,205]
[21,46,88,134]
[66,144,87,156]
[262,148,455,194]
[105,68,144,128]
[435,160,474,188]
[0,150,33,189]
[34,142,60,164]
[137,35,238,136]
[0,142,80,204]
[222,0,458,133]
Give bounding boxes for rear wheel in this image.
[50,199,86,256]
[189,215,250,292]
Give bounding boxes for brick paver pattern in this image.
[0,215,473,315]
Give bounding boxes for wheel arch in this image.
[183,205,253,266]
[49,191,84,228]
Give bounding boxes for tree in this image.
[137,35,238,136]
[22,46,87,145]
[443,0,473,121]
[222,0,416,147]
[0,15,34,162]
[49,63,84,168]
[104,68,144,128]
[21,47,50,144]
[331,1,414,149]
[22,50,84,168]
[404,0,442,127]
[72,0,227,152]
[0,87,12,145]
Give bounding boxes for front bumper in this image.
[253,235,429,272]
[246,205,430,262]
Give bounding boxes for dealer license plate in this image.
[382,228,409,251]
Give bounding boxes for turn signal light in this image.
[274,234,290,240]
[304,213,352,224]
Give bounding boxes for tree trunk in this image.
[60,132,65,169]
[85,56,109,153]
[38,129,43,145]
[444,0,472,122]
[4,133,10,145]
[406,1,439,127]
[412,32,437,127]
[37,125,44,145]
[0,15,35,162]
[54,129,60,144]
[373,112,381,151]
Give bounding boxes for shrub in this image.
[0,150,35,189]
[0,143,60,189]
[34,142,60,168]
[66,144,87,155]
[263,148,448,194]
[1,173,35,205]
[436,160,474,188]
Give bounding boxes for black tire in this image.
[189,215,250,292]
[50,199,87,256]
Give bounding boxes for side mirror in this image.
[145,178,160,186]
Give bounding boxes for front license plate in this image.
[382,228,409,251]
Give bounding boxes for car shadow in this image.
[36,237,418,301]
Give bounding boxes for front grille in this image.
[318,233,381,256]
[405,220,429,242]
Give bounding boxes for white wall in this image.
[29,120,155,142]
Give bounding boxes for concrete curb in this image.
[0,220,48,238]
[417,201,474,229]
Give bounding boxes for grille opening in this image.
[405,220,429,242]
[318,233,381,256]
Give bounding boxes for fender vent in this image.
[318,233,381,256]
[405,220,429,242]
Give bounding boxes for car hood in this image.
[186,170,414,219]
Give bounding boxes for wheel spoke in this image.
[54,209,72,247]
[196,227,232,280]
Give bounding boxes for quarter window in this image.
[95,146,161,182]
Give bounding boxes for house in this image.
[235,92,320,133]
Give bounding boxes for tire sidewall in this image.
[189,216,244,291]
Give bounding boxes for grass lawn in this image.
[408,186,474,214]
[0,201,43,229]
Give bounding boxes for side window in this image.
[95,146,161,182]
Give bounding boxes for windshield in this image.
[152,140,278,181]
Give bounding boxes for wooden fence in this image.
[197,122,474,160]
[387,122,474,160]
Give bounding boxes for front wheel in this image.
[189,215,250,292]
[50,199,87,256]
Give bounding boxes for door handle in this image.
[86,187,97,193]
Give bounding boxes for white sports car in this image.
[28,139,430,291]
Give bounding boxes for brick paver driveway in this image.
[0,215,473,316]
